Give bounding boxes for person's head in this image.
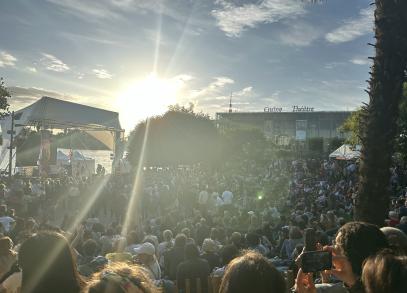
[83,239,99,257]
[162,230,173,242]
[133,243,155,265]
[245,233,260,247]
[19,231,84,293]
[126,231,140,245]
[335,222,388,276]
[380,227,407,254]
[220,244,239,266]
[174,233,187,248]
[362,250,407,293]
[86,263,156,293]
[184,243,200,260]
[389,211,398,220]
[231,232,241,245]
[0,236,13,255]
[219,251,286,293]
[181,228,190,238]
[202,238,217,254]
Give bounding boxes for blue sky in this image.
[0,0,374,131]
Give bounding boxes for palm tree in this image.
[354,0,407,225]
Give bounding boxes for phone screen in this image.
[301,251,332,273]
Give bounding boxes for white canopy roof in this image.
[13,96,122,131]
[0,97,122,172]
[329,144,361,160]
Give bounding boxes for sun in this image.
[116,73,180,131]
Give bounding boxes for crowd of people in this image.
[0,157,405,292]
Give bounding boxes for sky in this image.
[0,0,374,131]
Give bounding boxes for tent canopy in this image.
[14,96,122,131]
[329,144,361,160]
[0,97,122,171]
[2,96,123,150]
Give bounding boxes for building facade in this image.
[216,110,352,145]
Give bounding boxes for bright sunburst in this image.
[116,73,181,131]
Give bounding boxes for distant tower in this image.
[228,92,233,113]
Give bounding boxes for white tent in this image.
[329,144,361,160]
[0,96,123,173]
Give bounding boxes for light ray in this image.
[66,174,111,233]
[164,2,197,76]
[24,174,111,292]
[152,3,164,74]
[121,118,151,237]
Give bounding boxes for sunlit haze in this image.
[1,0,374,132]
[116,73,182,130]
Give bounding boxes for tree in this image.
[355,0,407,226]
[220,126,267,163]
[127,105,220,167]
[339,108,363,146]
[0,78,11,116]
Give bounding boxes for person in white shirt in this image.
[134,242,161,280]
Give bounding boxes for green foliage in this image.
[127,105,220,167]
[0,78,11,116]
[328,137,345,153]
[339,108,362,146]
[341,83,407,160]
[220,126,268,163]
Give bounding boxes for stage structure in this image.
[0,96,124,176]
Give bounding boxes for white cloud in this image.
[0,51,17,67]
[325,7,374,44]
[92,68,113,79]
[41,53,70,72]
[171,74,194,82]
[350,58,370,65]
[324,62,346,69]
[212,0,306,37]
[26,67,37,73]
[212,76,235,88]
[8,86,109,110]
[234,86,253,97]
[279,21,321,47]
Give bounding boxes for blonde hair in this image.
[86,263,158,293]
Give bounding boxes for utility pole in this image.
[7,111,15,178]
[229,92,233,113]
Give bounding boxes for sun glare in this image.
[117,73,180,131]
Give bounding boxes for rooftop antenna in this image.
[229,92,233,113]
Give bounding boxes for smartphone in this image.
[301,251,332,273]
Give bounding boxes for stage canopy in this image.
[329,144,361,160]
[0,96,123,170]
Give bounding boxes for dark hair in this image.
[362,250,407,293]
[219,251,286,293]
[245,233,260,247]
[184,243,199,260]
[83,239,98,257]
[336,222,388,276]
[19,231,85,293]
[174,234,187,247]
[220,244,239,266]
